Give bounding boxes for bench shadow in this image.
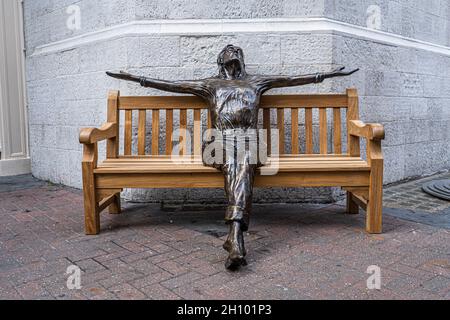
[102,202,373,236]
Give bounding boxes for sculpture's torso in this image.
[201,77,265,170]
[205,78,262,131]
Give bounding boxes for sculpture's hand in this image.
[322,67,359,80]
[106,71,143,83]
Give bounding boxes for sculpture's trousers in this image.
[223,157,257,232]
[203,131,262,232]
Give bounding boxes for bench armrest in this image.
[79,123,117,145]
[349,120,385,141]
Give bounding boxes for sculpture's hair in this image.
[217,44,246,79]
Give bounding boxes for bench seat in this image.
[95,156,371,174]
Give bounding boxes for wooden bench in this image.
[79,88,385,236]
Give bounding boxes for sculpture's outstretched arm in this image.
[258,67,359,92]
[106,71,210,98]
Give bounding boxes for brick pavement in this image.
[382,172,450,230]
[384,172,450,213]
[0,175,449,300]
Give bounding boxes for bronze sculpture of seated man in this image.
[107,44,358,270]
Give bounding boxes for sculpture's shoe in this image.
[224,237,248,271]
[225,256,247,271]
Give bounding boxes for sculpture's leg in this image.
[222,159,256,270]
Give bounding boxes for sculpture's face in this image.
[218,45,246,79]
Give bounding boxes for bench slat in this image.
[102,157,365,163]
[260,94,348,108]
[138,110,146,156]
[95,157,370,174]
[179,109,188,156]
[106,156,364,163]
[277,109,285,154]
[194,109,202,156]
[120,96,206,109]
[333,108,342,154]
[305,108,313,154]
[319,109,328,154]
[291,108,299,154]
[263,108,271,156]
[165,110,174,156]
[97,159,368,168]
[118,94,349,110]
[152,110,160,155]
[124,110,132,156]
[101,158,369,164]
[99,162,369,168]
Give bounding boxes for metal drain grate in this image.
[422,180,450,201]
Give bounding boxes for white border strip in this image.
[31,17,450,57]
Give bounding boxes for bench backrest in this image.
[105,88,360,158]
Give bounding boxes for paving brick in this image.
[110,283,146,300]
[130,271,173,289]
[147,250,185,265]
[422,276,450,296]
[171,284,213,300]
[82,284,117,300]
[15,281,52,300]
[80,270,113,286]
[140,284,182,300]
[0,283,21,300]
[420,259,450,278]
[160,272,204,290]
[99,271,145,289]
[75,259,107,273]
[157,260,189,276]
[114,241,148,254]
[119,250,157,264]
[337,280,405,300]
[94,250,133,263]
[385,263,436,282]
[129,258,167,276]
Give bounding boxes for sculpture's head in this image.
[217,45,247,80]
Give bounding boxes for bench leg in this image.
[366,165,383,234]
[346,192,359,214]
[82,162,100,235]
[109,193,122,215]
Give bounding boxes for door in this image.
[0,0,29,176]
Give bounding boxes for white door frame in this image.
[0,0,30,176]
